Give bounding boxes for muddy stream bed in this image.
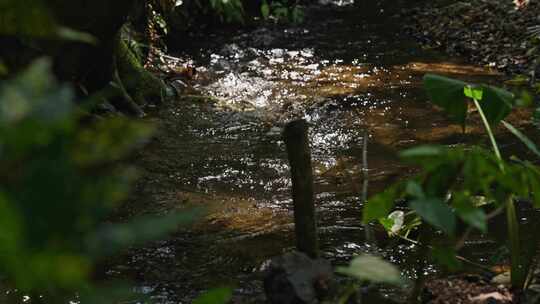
[105,1,536,303]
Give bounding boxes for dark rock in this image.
[263,251,334,304]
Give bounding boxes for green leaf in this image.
[56,27,98,44]
[479,85,513,126]
[400,145,444,159]
[423,74,468,126]
[431,246,462,272]
[453,194,487,232]
[515,90,533,107]
[261,0,270,19]
[409,198,456,235]
[502,121,540,159]
[534,107,540,127]
[86,210,201,257]
[0,1,57,37]
[464,86,483,100]
[363,185,403,223]
[193,287,233,304]
[336,254,403,285]
[405,181,425,199]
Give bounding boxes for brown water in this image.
[103,1,525,303]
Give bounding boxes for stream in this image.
[107,1,514,302]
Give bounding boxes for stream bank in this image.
[104,1,529,302]
[403,0,540,77]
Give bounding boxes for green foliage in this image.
[431,246,462,272]
[259,1,304,24]
[365,73,540,290]
[423,74,513,127]
[336,254,403,286]
[208,0,245,23]
[410,198,455,235]
[0,0,96,43]
[0,58,196,302]
[193,287,233,304]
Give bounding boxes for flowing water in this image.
[103,1,530,303]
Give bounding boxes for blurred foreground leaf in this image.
[336,254,403,285]
[0,58,198,301]
[86,210,202,257]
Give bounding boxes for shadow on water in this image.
[103,1,538,302]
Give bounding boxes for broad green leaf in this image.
[409,198,456,235]
[423,74,468,126]
[453,194,487,232]
[502,120,540,159]
[479,85,513,126]
[193,287,233,304]
[431,246,462,272]
[336,254,403,285]
[363,185,403,223]
[464,86,483,100]
[405,181,425,199]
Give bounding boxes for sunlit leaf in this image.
[193,287,233,304]
[336,254,403,285]
[464,85,483,100]
[409,198,455,235]
[423,74,468,126]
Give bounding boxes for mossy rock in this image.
[116,35,165,106]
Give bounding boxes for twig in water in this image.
[361,130,375,244]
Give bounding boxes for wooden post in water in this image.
[283,119,319,259]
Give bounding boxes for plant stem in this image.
[472,97,523,289]
[361,130,374,244]
[472,98,502,165]
[506,196,524,289]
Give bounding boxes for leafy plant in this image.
[208,0,245,23]
[260,0,304,24]
[363,73,540,290]
[0,58,197,303]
